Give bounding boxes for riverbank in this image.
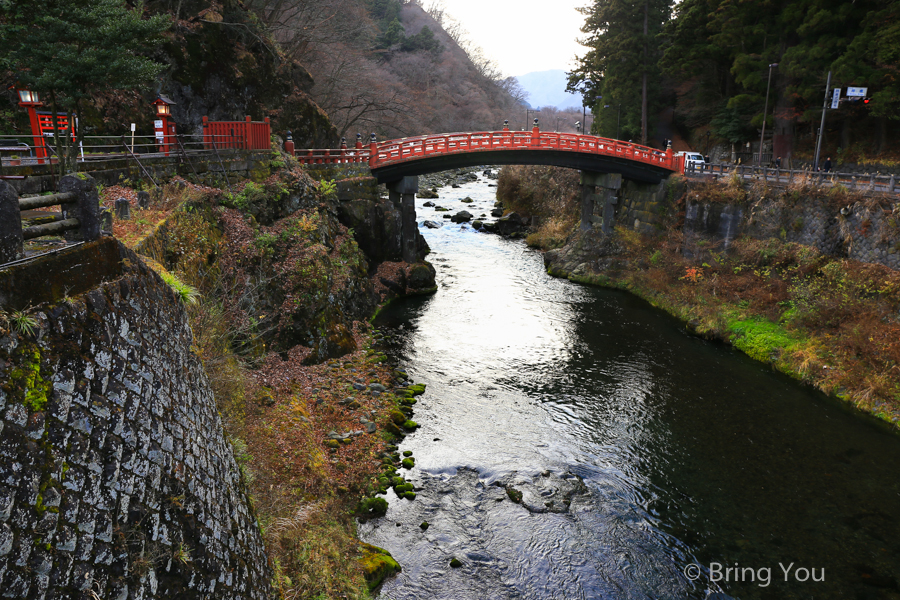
[542,202,900,430]
[101,160,435,597]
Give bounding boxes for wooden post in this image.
[59,173,100,243]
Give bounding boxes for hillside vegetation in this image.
[2,0,526,151]
[569,0,900,165]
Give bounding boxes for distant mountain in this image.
[515,70,584,110]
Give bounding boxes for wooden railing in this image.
[0,174,101,264]
[202,116,271,150]
[290,127,684,173]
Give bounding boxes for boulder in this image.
[359,543,401,591]
[496,212,526,236]
[490,208,504,217]
[423,220,441,229]
[422,200,435,207]
[407,261,437,291]
[451,210,473,223]
[419,188,439,199]
[472,220,483,230]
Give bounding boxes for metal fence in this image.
[0,131,265,168]
[685,162,900,195]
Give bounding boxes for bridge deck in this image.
[294,129,684,184]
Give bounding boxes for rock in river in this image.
[451,210,473,223]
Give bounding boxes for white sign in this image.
[156,135,165,143]
[154,119,163,129]
[131,123,136,132]
[846,87,867,97]
[831,88,841,109]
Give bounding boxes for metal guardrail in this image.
[0,132,267,168]
[685,162,900,195]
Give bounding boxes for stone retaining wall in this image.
[6,154,271,196]
[0,241,273,599]
[682,194,900,270]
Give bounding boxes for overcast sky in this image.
[439,0,587,77]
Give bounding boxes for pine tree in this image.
[568,0,672,144]
[0,0,170,173]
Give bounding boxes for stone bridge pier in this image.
[580,171,623,234]
[387,175,419,263]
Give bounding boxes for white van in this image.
[678,152,706,169]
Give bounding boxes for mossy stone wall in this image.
[0,242,273,599]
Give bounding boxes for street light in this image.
[575,121,581,134]
[757,62,778,167]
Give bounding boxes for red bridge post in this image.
[368,133,378,168]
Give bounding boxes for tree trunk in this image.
[641,0,648,145]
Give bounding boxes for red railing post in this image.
[284,131,295,156]
[368,133,378,168]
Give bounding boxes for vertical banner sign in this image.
[831,89,841,109]
[154,119,164,145]
[130,123,136,152]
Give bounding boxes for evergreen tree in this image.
[0,0,170,173]
[568,0,672,144]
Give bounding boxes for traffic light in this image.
[863,97,871,104]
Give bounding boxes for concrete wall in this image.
[0,239,272,599]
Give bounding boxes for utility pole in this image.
[641,0,649,145]
[757,63,778,167]
[813,71,832,172]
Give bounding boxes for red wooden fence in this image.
[202,116,271,150]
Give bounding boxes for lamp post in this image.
[151,95,176,155]
[757,62,778,167]
[525,109,541,131]
[16,88,46,163]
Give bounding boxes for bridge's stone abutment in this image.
[0,239,273,599]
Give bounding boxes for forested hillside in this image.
[1,0,526,147]
[249,0,527,137]
[569,0,899,164]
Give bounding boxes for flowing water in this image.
[360,174,900,600]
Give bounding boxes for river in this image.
[360,173,900,600]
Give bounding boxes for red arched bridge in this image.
[288,125,684,184]
[286,124,685,263]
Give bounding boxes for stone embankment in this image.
[0,238,272,599]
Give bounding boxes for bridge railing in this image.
[290,126,684,173]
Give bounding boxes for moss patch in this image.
[358,542,401,591]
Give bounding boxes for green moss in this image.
[726,316,801,364]
[401,421,419,431]
[12,347,50,412]
[449,557,463,568]
[404,384,426,397]
[356,497,388,518]
[401,458,414,469]
[506,487,523,503]
[358,542,401,591]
